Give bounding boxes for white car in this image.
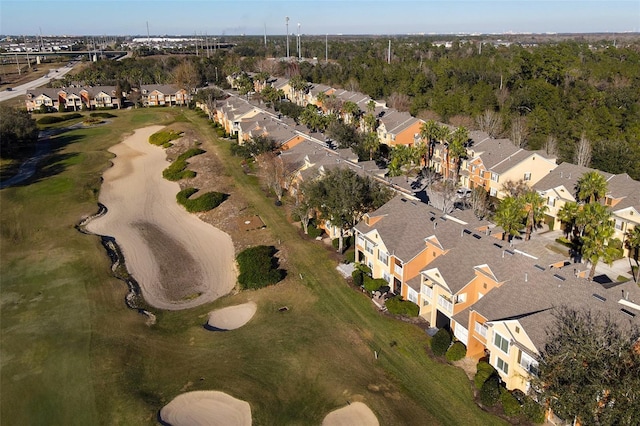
[456,188,472,198]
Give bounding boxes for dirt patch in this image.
[166,131,279,255]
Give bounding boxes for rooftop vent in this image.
[621,308,636,318]
[472,233,482,239]
[463,229,472,235]
[534,264,545,271]
[504,249,514,256]
[553,274,566,281]
[592,293,606,302]
[493,243,503,249]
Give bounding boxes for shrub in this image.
[445,341,467,362]
[430,328,452,356]
[89,112,116,118]
[385,296,419,317]
[331,236,353,251]
[162,148,205,181]
[176,188,227,213]
[307,223,323,239]
[474,361,497,390]
[352,268,364,287]
[480,374,501,407]
[149,129,183,147]
[500,388,523,417]
[236,245,285,290]
[522,396,545,424]
[36,112,83,125]
[344,249,355,264]
[363,276,387,293]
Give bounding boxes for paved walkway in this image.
[527,228,637,283]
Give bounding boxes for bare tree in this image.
[510,116,529,148]
[574,133,592,167]
[476,109,503,138]
[501,179,530,198]
[386,92,411,112]
[172,60,200,95]
[470,187,489,219]
[430,179,457,214]
[257,152,286,204]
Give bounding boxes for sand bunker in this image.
[322,402,379,426]
[160,391,251,426]
[86,126,236,310]
[207,302,257,331]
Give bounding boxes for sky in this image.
[1,0,639,36]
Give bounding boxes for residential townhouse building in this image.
[141,84,190,107]
[461,260,640,393]
[534,164,639,254]
[238,113,306,150]
[461,136,557,197]
[376,110,424,147]
[215,97,263,136]
[354,194,639,395]
[25,85,122,112]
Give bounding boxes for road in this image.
[0,63,77,103]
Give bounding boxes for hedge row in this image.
[36,113,83,124]
[162,148,205,181]
[385,296,419,317]
[90,112,116,118]
[236,245,285,290]
[176,187,227,213]
[149,129,183,147]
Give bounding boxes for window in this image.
[524,172,532,181]
[548,196,556,207]
[496,357,509,374]
[365,241,374,255]
[519,351,539,376]
[456,293,467,303]
[493,332,510,354]
[357,235,365,248]
[491,173,499,182]
[378,251,388,265]
[490,187,497,197]
[474,321,488,338]
[383,272,391,283]
[615,220,624,231]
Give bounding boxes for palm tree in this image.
[521,191,548,241]
[577,202,611,237]
[557,201,580,238]
[342,101,360,126]
[625,226,640,283]
[576,171,608,204]
[419,120,440,166]
[362,132,380,161]
[494,196,525,242]
[582,220,617,281]
[446,126,469,183]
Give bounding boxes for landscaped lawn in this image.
[0,107,506,425]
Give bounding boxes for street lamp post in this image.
[285,17,290,59]
[297,23,301,59]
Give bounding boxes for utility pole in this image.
[264,23,267,47]
[387,40,391,64]
[325,34,328,62]
[297,23,301,60]
[285,17,290,59]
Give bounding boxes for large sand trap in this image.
[160,391,251,426]
[86,126,236,310]
[207,302,257,331]
[322,402,379,426]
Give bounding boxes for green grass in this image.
[1,108,506,426]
